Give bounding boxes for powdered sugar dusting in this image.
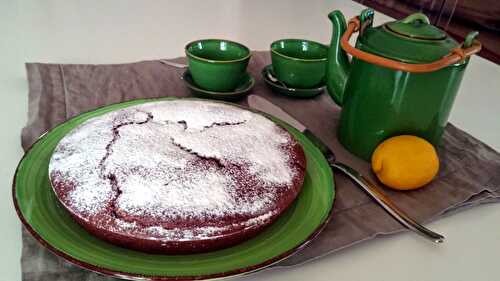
[49,115,116,215]
[115,168,242,219]
[49,100,302,240]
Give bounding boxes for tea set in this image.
[170,8,481,160]
[10,11,488,280]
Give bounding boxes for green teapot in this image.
[326,9,481,160]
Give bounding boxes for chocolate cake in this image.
[48,100,306,254]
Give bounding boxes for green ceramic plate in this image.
[183,70,254,101]
[13,98,334,280]
[262,65,325,98]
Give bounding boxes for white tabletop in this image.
[2,0,500,280]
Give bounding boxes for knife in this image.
[247,95,445,243]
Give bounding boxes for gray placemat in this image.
[19,51,500,281]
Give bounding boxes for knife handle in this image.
[331,162,445,243]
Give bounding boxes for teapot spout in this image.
[326,10,350,106]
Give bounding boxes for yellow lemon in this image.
[371,135,439,190]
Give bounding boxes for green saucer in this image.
[262,65,325,98]
[183,70,254,100]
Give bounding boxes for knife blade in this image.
[247,94,445,243]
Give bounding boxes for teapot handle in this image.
[340,16,482,73]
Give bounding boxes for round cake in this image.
[49,100,306,254]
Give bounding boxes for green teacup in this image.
[270,39,328,89]
[185,39,251,92]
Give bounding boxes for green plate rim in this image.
[12,97,335,281]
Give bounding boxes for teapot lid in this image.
[357,12,461,64]
[385,13,447,40]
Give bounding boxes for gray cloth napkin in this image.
[20,51,500,281]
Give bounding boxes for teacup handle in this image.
[341,16,482,73]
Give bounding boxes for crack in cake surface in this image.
[169,137,227,168]
[99,111,153,174]
[99,110,154,219]
[202,121,247,130]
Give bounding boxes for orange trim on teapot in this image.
[340,17,482,73]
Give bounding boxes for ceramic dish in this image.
[270,39,328,89]
[262,65,325,98]
[185,39,251,92]
[183,70,254,100]
[13,98,335,281]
